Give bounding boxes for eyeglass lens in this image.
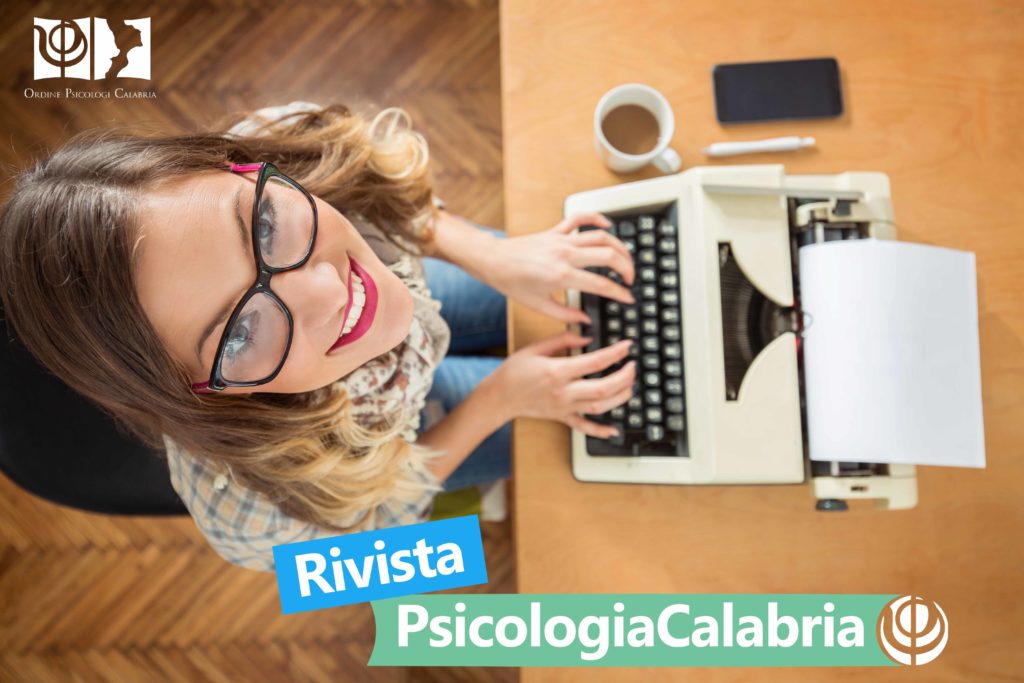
[218,173,315,384]
[259,175,316,268]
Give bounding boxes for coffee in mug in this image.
[600,104,661,155]
[593,83,681,174]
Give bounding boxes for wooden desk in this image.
[500,1,1024,680]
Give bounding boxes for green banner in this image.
[370,594,905,667]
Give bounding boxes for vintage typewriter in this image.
[564,164,920,510]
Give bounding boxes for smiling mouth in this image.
[328,258,378,353]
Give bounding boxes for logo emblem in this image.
[876,595,948,665]
[33,17,150,80]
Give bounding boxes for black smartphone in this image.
[712,57,843,124]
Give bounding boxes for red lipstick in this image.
[328,258,378,353]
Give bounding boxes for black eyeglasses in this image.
[191,161,318,393]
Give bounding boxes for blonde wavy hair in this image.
[0,103,444,531]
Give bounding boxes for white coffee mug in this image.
[594,83,682,174]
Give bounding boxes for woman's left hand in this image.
[478,212,636,324]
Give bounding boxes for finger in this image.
[529,294,593,325]
[570,228,631,264]
[552,211,613,235]
[556,338,633,378]
[565,361,637,405]
[566,267,636,305]
[525,330,592,357]
[567,246,635,286]
[575,382,636,418]
[564,413,620,439]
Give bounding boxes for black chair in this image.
[0,303,187,516]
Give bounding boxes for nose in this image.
[271,258,348,333]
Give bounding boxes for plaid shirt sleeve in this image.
[163,434,439,573]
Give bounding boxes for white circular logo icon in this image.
[876,595,948,665]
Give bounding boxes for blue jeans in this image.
[417,226,511,492]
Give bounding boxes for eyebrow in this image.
[193,186,251,368]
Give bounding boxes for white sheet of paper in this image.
[799,239,985,468]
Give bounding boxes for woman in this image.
[0,101,637,572]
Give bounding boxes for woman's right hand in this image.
[488,331,636,439]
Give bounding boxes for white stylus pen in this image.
[703,136,816,157]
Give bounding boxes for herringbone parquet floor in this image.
[0,1,513,681]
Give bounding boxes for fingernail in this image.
[581,313,593,324]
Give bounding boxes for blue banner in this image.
[273,515,487,614]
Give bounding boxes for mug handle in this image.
[653,147,682,173]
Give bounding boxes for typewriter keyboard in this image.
[577,205,690,457]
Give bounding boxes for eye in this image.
[224,310,260,361]
[257,196,277,253]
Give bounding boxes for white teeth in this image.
[340,273,366,337]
